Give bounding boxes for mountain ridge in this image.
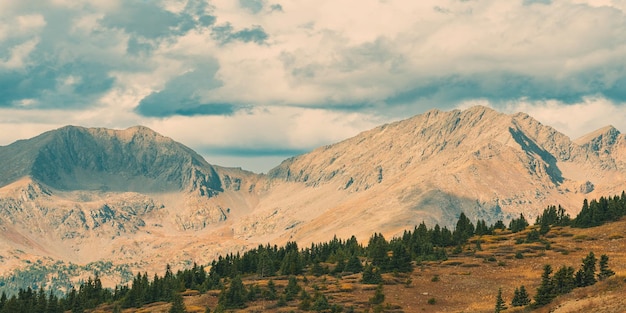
[1,106,626,290]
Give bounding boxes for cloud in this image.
[239,0,264,14]
[502,97,626,140]
[211,23,268,44]
[2,0,626,171]
[134,62,236,117]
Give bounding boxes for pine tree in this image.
[361,264,382,284]
[553,266,575,295]
[311,292,330,312]
[344,254,363,273]
[218,276,246,309]
[169,293,186,313]
[598,254,615,281]
[534,264,555,306]
[369,284,385,305]
[511,286,530,307]
[576,252,597,287]
[494,288,507,313]
[262,279,278,300]
[284,276,301,301]
[390,244,412,273]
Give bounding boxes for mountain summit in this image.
[1,106,626,287]
[0,125,225,194]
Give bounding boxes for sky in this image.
[1,0,625,173]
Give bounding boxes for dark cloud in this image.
[239,0,265,14]
[135,62,241,117]
[200,146,310,157]
[523,0,552,5]
[212,23,269,44]
[270,4,284,12]
[0,60,114,108]
[384,71,626,108]
[100,2,186,39]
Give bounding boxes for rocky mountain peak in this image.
[575,125,622,152]
[0,125,223,194]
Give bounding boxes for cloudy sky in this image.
[1,0,625,172]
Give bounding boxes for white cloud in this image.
[503,97,626,139]
[1,0,626,171]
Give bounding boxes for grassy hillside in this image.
[76,216,626,313]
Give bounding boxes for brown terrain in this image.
[86,217,626,313]
[1,105,626,302]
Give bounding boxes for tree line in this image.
[1,191,624,312]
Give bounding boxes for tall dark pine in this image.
[169,293,186,313]
[453,212,475,245]
[218,276,247,309]
[576,252,597,287]
[494,288,507,313]
[553,266,575,295]
[598,254,615,281]
[534,264,555,306]
[511,286,530,307]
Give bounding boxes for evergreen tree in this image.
[453,212,475,245]
[534,265,555,306]
[361,264,382,284]
[299,290,311,311]
[576,252,597,287]
[494,288,507,313]
[311,292,330,312]
[367,233,390,270]
[369,284,385,305]
[344,254,363,273]
[169,293,186,313]
[511,286,530,307]
[598,254,615,281]
[553,266,575,295]
[262,279,278,300]
[390,244,412,273]
[218,276,246,309]
[509,213,529,233]
[283,276,301,301]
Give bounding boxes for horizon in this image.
[1,1,625,172]
[1,105,623,174]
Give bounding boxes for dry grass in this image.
[90,218,626,313]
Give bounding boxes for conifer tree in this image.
[169,293,186,313]
[218,276,246,309]
[361,264,382,284]
[344,254,363,273]
[494,288,507,313]
[534,265,555,306]
[284,276,301,301]
[262,280,278,300]
[299,289,311,311]
[511,286,530,307]
[576,252,597,287]
[369,284,385,305]
[553,266,575,295]
[598,254,615,281]
[390,244,412,273]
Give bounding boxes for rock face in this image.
[0,126,225,194]
[1,106,626,287]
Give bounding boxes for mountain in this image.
[0,125,260,279]
[1,106,626,291]
[254,106,626,245]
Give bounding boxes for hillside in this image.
[5,205,626,313]
[1,106,626,295]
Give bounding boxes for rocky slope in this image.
[1,106,626,290]
[253,106,626,245]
